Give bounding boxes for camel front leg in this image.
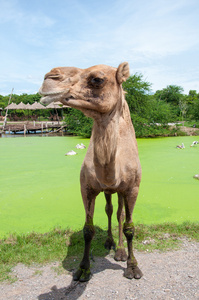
[73,186,99,282]
[123,187,143,280]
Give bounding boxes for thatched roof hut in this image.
[17,102,27,109]
[31,102,46,109]
[25,103,33,110]
[46,102,62,109]
[5,102,18,109]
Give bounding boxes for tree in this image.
[148,97,174,124]
[155,85,184,104]
[154,85,184,117]
[185,90,198,120]
[123,75,175,133]
[192,94,199,121]
[122,73,152,115]
[179,98,188,122]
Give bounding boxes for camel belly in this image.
[99,180,126,194]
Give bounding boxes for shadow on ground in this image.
[38,226,124,300]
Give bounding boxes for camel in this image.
[39,62,143,282]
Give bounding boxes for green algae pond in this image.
[0,135,198,237]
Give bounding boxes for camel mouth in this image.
[64,96,89,105]
[64,96,91,103]
[39,89,68,105]
[40,95,55,105]
[40,93,63,105]
[64,95,75,101]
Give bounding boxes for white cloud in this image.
[0,0,55,27]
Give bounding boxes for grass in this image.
[0,222,198,282]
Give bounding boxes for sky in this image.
[0,0,199,96]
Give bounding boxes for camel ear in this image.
[116,62,130,84]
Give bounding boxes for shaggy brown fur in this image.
[39,62,142,281]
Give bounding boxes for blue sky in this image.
[0,0,199,95]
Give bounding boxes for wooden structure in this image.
[0,121,66,135]
[1,99,69,135]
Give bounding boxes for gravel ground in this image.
[0,240,198,300]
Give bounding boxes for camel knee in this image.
[105,202,113,217]
[83,223,95,242]
[123,222,135,240]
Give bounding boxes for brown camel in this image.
[39,62,142,282]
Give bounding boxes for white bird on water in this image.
[176,143,185,149]
[75,143,86,149]
[65,144,86,155]
[190,141,198,147]
[65,150,77,156]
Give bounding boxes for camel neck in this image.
[92,109,120,167]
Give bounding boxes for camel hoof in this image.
[73,268,92,282]
[133,266,143,279]
[114,248,127,261]
[104,237,116,250]
[124,266,143,280]
[124,268,134,279]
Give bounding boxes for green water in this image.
[0,135,198,237]
[136,137,199,225]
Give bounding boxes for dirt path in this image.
[0,240,198,300]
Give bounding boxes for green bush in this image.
[65,108,93,137]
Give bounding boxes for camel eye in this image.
[91,77,104,84]
[89,77,105,88]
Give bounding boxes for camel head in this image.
[39,62,130,118]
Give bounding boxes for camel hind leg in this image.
[104,193,127,261]
[114,193,128,262]
[104,193,116,250]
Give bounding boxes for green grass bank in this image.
[0,222,199,282]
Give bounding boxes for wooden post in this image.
[41,122,43,133]
[24,124,26,136]
[2,88,14,132]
